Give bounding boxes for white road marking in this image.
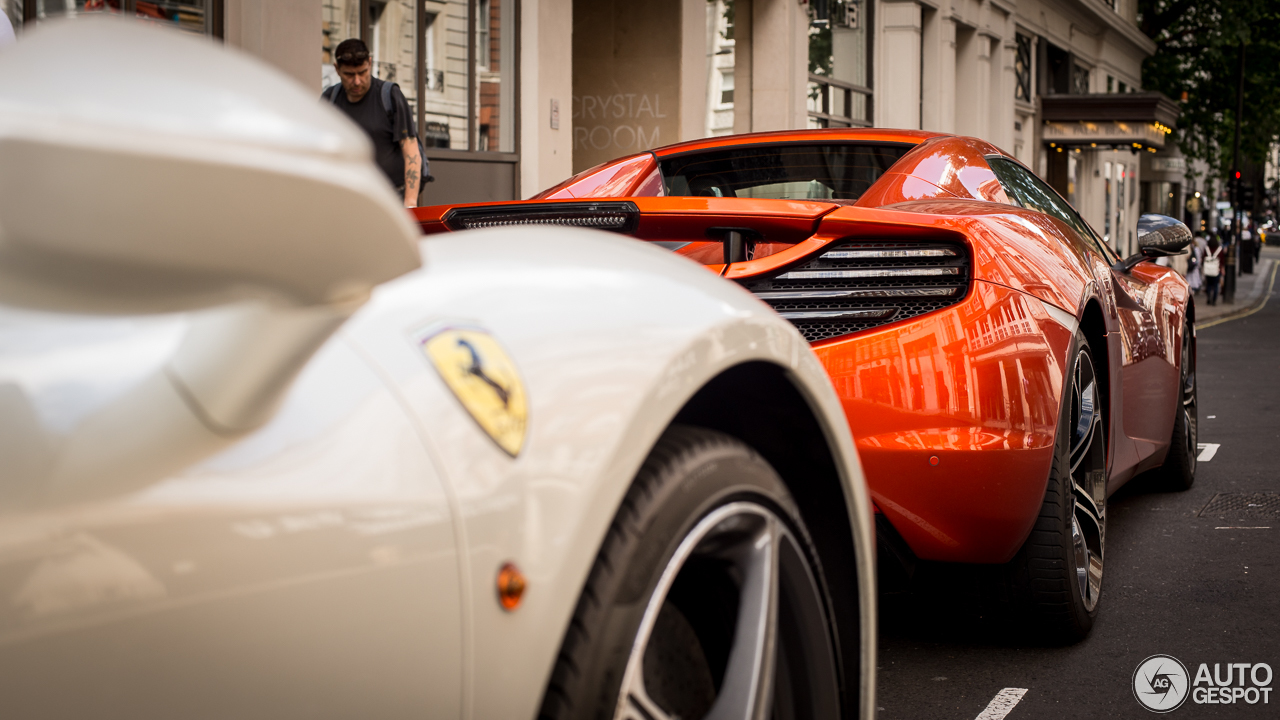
[1215,527,1271,530]
[974,688,1028,720]
[1197,443,1220,461]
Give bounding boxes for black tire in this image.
[538,425,844,720]
[1152,312,1197,491]
[1006,330,1107,643]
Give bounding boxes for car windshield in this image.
[658,142,912,201]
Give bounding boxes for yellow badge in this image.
[423,328,527,456]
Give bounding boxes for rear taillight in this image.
[442,201,640,233]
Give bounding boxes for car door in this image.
[1107,258,1177,462]
[0,315,464,720]
[985,156,1175,479]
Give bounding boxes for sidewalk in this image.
[1193,246,1280,328]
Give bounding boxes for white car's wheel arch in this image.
[345,228,876,720]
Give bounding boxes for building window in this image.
[807,0,871,128]
[423,11,442,92]
[1042,42,1070,95]
[1107,75,1114,93]
[1071,63,1090,95]
[16,0,222,36]
[474,0,511,153]
[719,70,735,105]
[705,0,735,137]
[476,0,490,71]
[1015,33,1032,103]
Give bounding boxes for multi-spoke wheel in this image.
[539,426,844,720]
[1007,331,1108,642]
[1153,312,1197,490]
[1067,347,1106,614]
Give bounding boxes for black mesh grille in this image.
[442,201,639,233]
[739,240,970,343]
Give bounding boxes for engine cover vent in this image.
[740,240,970,343]
[442,201,639,233]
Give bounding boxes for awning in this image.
[1040,92,1180,151]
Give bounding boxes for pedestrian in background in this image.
[322,39,424,208]
[1186,235,1205,296]
[1204,237,1223,306]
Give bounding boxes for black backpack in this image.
[324,79,433,184]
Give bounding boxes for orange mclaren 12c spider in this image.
[415,128,1197,641]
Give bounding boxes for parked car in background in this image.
[0,20,878,720]
[418,128,1198,642]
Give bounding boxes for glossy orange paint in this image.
[413,129,1194,565]
[1112,260,1188,477]
[856,135,1014,207]
[630,197,842,265]
[816,280,1074,562]
[534,153,657,200]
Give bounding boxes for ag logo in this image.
[1134,654,1190,713]
[423,327,527,456]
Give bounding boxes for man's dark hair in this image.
[334,38,370,68]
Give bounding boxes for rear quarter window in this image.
[987,155,1117,261]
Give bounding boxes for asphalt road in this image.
[875,259,1280,719]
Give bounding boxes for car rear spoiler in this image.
[417,196,840,242]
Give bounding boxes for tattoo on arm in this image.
[402,137,422,207]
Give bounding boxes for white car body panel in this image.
[348,229,875,718]
[0,228,874,719]
[0,18,875,720]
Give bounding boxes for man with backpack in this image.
[324,39,426,208]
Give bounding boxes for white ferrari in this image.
[0,19,876,720]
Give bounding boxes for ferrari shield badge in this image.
[422,327,527,456]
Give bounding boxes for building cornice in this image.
[990,0,1017,16]
[1076,0,1157,56]
[1016,1,1156,60]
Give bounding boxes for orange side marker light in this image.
[497,562,527,611]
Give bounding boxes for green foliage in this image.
[807,7,832,105]
[706,0,735,41]
[1139,0,1280,180]
[809,22,832,77]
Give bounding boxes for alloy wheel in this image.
[613,502,840,720]
[1181,325,1198,473]
[1068,349,1106,613]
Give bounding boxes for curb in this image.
[1196,260,1279,330]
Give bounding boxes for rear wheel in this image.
[1007,332,1107,642]
[1152,313,1197,491]
[538,425,844,720]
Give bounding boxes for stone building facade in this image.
[7,0,1190,244]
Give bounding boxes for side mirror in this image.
[1115,214,1192,272]
[1137,214,1193,256]
[0,18,422,506]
